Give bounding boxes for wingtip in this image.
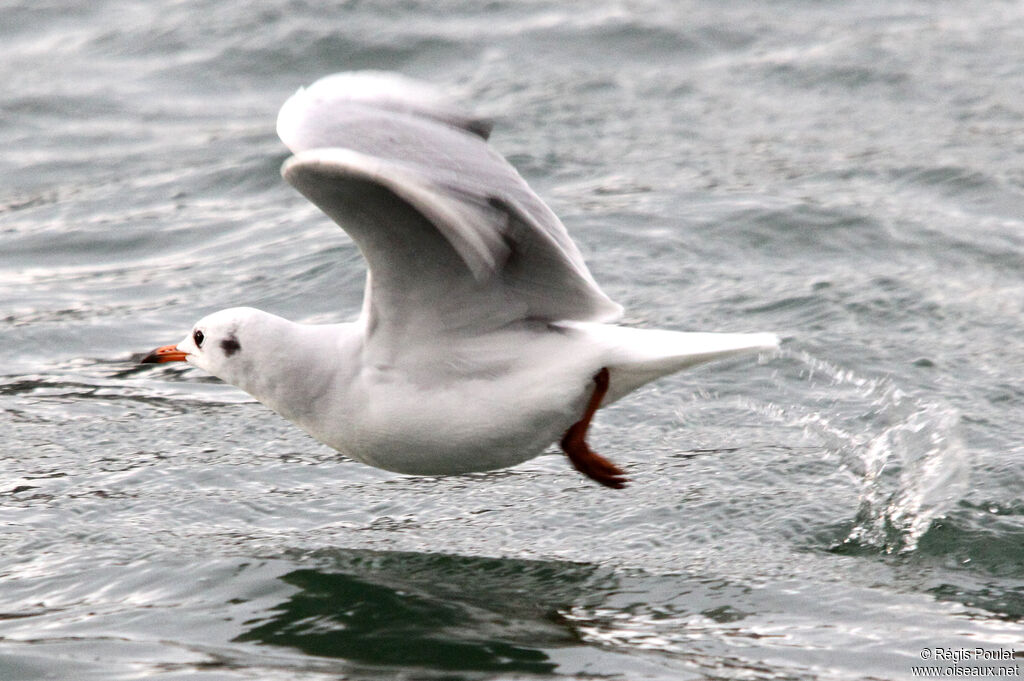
[276,85,308,151]
[276,71,493,154]
[466,116,494,140]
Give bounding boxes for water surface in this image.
[3,2,1023,679]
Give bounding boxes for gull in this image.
[141,72,779,488]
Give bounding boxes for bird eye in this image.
[193,329,205,347]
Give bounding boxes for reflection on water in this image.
[230,548,967,679]
[236,549,612,674]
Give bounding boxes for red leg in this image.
[560,368,628,489]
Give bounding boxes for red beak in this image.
[140,344,188,364]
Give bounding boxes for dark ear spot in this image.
[220,335,241,357]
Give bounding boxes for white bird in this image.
[142,72,779,488]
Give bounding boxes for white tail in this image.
[559,322,780,403]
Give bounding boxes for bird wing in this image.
[277,72,622,355]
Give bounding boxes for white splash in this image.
[748,350,969,553]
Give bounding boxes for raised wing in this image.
[278,72,622,351]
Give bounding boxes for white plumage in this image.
[142,72,779,487]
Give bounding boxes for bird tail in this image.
[559,322,780,403]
